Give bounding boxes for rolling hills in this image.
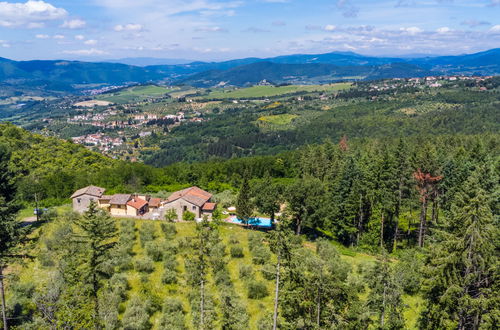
[0,48,499,90]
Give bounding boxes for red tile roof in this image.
[71,186,105,199]
[202,202,217,211]
[149,197,162,208]
[165,186,212,207]
[127,198,148,210]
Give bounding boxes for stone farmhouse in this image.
[70,185,216,220]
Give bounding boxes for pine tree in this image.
[253,173,282,223]
[73,202,118,327]
[0,144,21,330]
[419,170,499,329]
[236,174,253,225]
[366,252,405,329]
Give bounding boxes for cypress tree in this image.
[236,174,253,226]
[73,202,118,327]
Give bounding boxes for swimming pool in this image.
[227,216,274,228]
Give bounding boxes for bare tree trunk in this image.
[418,198,428,248]
[380,212,385,249]
[356,196,363,246]
[381,285,386,328]
[316,286,321,327]
[200,278,205,330]
[295,217,302,235]
[0,267,7,330]
[393,182,402,251]
[273,254,280,330]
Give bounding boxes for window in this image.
[192,206,196,211]
[77,198,81,204]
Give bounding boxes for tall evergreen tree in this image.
[419,170,499,329]
[73,202,118,327]
[253,173,282,223]
[0,144,21,330]
[236,173,253,226]
[366,253,405,329]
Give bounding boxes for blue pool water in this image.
[227,216,273,228]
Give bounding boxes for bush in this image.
[182,211,196,221]
[134,256,155,273]
[248,232,263,250]
[139,222,157,246]
[228,235,239,244]
[247,280,269,299]
[122,296,151,330]
[230,246,244,258]
[251,245,271,265]
[164,209,178,223]
[214,268,232,288]
[162,268,178,285]
[239,264,253,280]
[145,241,163,262]
[160,222,177,238]
[261,263,276,281]
[160,298,186,329]
[109,273,129,298]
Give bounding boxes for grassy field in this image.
[204,83,352,99]
[9,216,422,329]
[97,85,173,104]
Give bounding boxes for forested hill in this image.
[1,48,499,89]
[1,121,498,328]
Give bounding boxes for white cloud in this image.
[53,34,64,39]
[400,26,423,35]
[195,26,227,32]
[61,19,86,29]
[0,40,11,48]
[490,25,500,32]
[84,39,97,45]
[436,27,451,34]
[324,24,336,31]
[74,34,85,40]
[0,1,67,27]
[35,33,49,39]
[62,48,108,55]
[114,23,143,32]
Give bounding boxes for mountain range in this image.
[0,48,498,91]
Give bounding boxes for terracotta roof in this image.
[149,197,162,208]
[71,186,105,199]
[202,202,217,211]
[165,186,212,207]
[127,198,148,210]
[109,194,132,205]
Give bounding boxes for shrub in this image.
[247,280,269,299]
[228,235,239,244]
[182,211,196,221]
[160,222,177,238]
[160,298,186,329]
[164,209,178,223]
[163,254,178,270]
[134,256,155,273]
[247,232,262,250]
[139,222,157,246]
[239,264,253,280]
[214,268,232,288]
[251,245,271,265]
[230,246,244,258]
[261,263,276,281]
[109,273,129,298]
[122,296,151,330]
[145,241,163,262]
[162,268,178,285]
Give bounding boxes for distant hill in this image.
[180,61,434,87]
[106,57,195,66]
[0,49,498,90]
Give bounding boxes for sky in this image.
[0,0,499,61]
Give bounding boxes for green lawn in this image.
[204,83,352,99]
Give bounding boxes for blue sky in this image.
[0,0,499,61]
